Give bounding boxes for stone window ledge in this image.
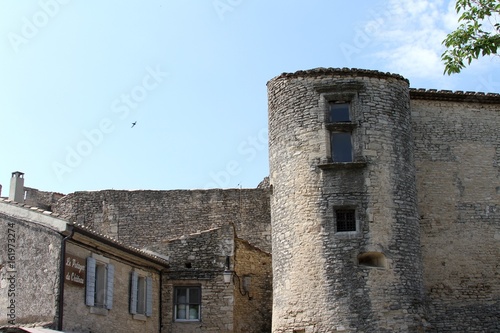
[318,161,367,170]
[133,314,147,321]
[89,306,108,316]
[326,122,357,131]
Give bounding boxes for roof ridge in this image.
[268,67,409,84]
[410,88,500,103]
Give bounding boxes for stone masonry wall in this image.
[24,187,64,211]
[268,68,425,333]
[147,225,234,333]
[0,213,62,328]
[233,238,272,333]
[412,98,500,332]
[53,188,271,252]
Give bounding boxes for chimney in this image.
[9,171,25,203]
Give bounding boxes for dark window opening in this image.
[185,262,192,268]
[336,209,356,232]
[329,102,350,122]
[358,252,386,268]
[331,132,353,162]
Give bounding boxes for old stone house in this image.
[0,187,167,332]
[1,68,499,333]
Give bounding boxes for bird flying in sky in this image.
[131,121,137,128]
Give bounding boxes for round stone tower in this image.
[268,68,426,332]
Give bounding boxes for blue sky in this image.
[1,0,499,194]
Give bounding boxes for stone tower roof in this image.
[267,67,409,84]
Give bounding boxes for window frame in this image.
[326,100,356,163]
[328,101,351,122]
[174,286,201,322]
[330,131,354,162]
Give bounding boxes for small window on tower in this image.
[331,132,353,162]
[335,209,356,232]
[328,102,350,122]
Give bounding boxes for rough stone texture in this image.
[411,99,500,332]
[233,238,272,333]
[62,242,161,333]
[53,189,271,253]
[24,187,64,211]
[0,213,61,328]
[147,225,234,333]
[268,70,425,332]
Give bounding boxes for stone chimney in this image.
[9,171,25,203]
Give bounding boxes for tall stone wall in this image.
[0,213,62,328]
[411,97,500,332]
[268,68,425,332]
[53,188,271,252]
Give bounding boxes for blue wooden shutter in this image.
[106,264,114,309]
[145,276,153,317]
[130,271,138,314]
[86,257,96,306]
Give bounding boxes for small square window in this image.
[174,286,201,321]
[336,209,356,232]
[329,102,350,122]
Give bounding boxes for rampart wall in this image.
[412,98,500,332]
[52,188,271,252]
[24,187,64,211]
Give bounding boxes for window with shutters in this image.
[174,286,201,321]
[86,254,114,311]
[130,271,153,318]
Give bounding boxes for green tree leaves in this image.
[442,0,500,74]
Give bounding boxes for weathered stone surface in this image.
[0,213,61,328]
[268,70,425,332]
[53,189,271,253]
[412,99,500,332]
[233,238,272,333]
[148,225,234,333]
